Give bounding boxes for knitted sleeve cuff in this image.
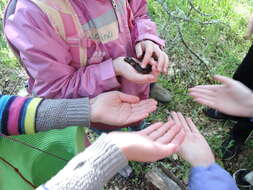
[36,98,90,132]
[41,134,128,190]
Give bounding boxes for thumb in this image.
[154,143,178,160]
[135,43,143,58]
[118,92,140,103]
[213,75,235,87]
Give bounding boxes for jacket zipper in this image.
[111,0,123,32]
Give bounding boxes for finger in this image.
[167,116,173,122]
[163,53,169,74]
[131,103,157,117]
[151,62,159,73]
[189,85,222,91]
[170,111,181,125]
[132,99,157,107]
[126,112,149,124]
[142,44,153,68]
[131,103,157,116]
[152,143,178,161]
[135,43,143,58]
[189,92,215,102]
[186,117,199,134]
[154,47,163,72]
[168,129,186,152]
[137,122,164,135]
[173,129,186,145]
[213,75,235,87]
[148,121,172,140]
[156,122,182,144]
[193,98,215,109]
[132,99,157,111]
[119,92,140,103]
[149,57,159,67]
[154,129,185,159]
[188,88,216,97]
[177,112,191,132]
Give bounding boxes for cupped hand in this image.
[90,91,157,126]
[170,112,215,167]
[135,40,169,74]
[113,57,158,84]
[108,120,185,162]
[189,75,253,117]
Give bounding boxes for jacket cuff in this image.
[136,33,165,48]
[191,163,221,175]
[99,59,120,91]
[36,98,90,131]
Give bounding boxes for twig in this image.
[155,0,223,25]
[176,24,214,83]
[176,25,207,68]
[187,0,212,17]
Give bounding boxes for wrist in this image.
[107,132,131,161]
[90,98,99,123]
[112,59,121,76]
[191,158,215,168]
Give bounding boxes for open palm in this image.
[90,91,157,126]
[109,120,185,162]
[189,75,253,117]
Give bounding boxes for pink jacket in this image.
[5,0,165,99]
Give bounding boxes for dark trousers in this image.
[231,44,253,144]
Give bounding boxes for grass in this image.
[143,0,253,185]
[0,0,17,68]
[0,0,253,189]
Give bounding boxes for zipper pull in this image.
[112,0,117,9]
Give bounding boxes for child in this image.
[4,0,170,101]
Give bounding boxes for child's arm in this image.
[0,95,90,135]
[128,0,169,73]
[4,0,119,98]
[189,164,239,190]
[128,0,165,48]
[0,92,157,136]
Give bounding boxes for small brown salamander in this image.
[124,57,152,74]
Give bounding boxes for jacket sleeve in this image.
[128,0,165,47]
[189,163,239,190]
[4,0,119,98]
[0,94,90,136]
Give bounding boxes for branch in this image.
[156,0,223,25]
[176,24,214,83]
[187,0,212,17]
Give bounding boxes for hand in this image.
[113,57,158,84]
[90,91,157,126]
[189,75,253,117]
[170,112,215,167]
[108,120,185,162]
[244,15,253,40]
[135,40,169,74]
